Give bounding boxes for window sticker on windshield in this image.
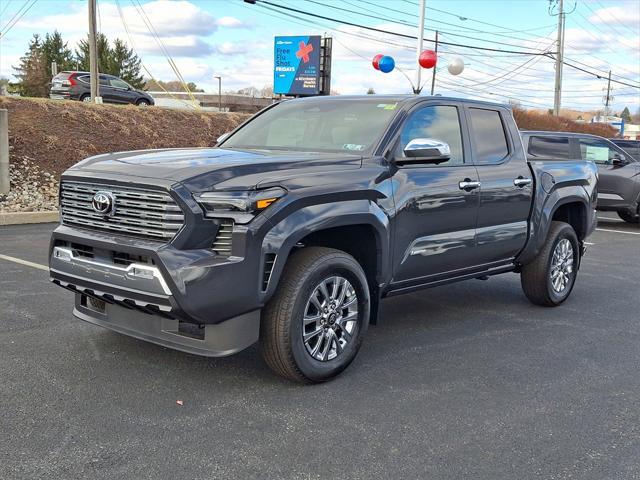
[343,144,365,151]
[584,146,609,162]
[377,103,398,110]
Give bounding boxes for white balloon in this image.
[448,57,465,76]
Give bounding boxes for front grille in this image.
[212,219,234,256]
[60,181,184,241]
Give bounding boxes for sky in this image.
[1,0,639,113]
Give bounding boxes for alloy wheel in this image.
[550,238,574,293]
[302,276,358,362]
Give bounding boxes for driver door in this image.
[578,137,640,210]
[390,102,480,286]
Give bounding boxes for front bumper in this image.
[49,221,269,356]
[74,294,260,357]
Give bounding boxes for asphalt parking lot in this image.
[1,214,639,480]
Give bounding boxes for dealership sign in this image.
[274,35,321,96]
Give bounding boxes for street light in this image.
[213,76,222,112]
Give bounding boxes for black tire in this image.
[260,247,370,383]
[521,221,580,307]
[617,209,639,224]
[136,99,150,106]
[80,94,91,103]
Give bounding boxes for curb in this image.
[0,210,59,226]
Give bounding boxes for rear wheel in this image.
[80,94,91,103]
[260,247,370,383]
[521,221,580,307]
[618,208,639,224]
[136,99,150,106]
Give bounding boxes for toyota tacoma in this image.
[49,96,598,382]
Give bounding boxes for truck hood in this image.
[68,147,363,191]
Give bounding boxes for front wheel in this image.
[136,99,150,106]
[618,209,639,224]
[260,247,370,383]
[521,221,580,307]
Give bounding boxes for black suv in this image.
[521,131,640,224]
[50,71,154,106]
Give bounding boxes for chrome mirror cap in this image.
[403,138,451,158]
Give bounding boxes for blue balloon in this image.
[378,55,395,73]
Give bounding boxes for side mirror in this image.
[397,138,451,164]
[217,132,231,144]
[612,154,628,166]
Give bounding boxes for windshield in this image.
[222,98,401,153]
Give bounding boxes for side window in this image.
[110,78,129,89]
[468,108,509,164]
[98,75,109,86]
[527,136,571,159]
[579,138,617,164]
[396,105,464,165]
[77,75,90,84]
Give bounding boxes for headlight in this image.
[194,187,286,223]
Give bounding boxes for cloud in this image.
[216,17,245,28]
[588,5,640,28]
[13,1,242,57]
[215,42,250,55]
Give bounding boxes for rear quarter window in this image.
[527,136,571,159]
[468,108,509,164]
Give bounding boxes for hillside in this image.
[513,108,617,137]
[0,96,250,177]
[0,97,249,212]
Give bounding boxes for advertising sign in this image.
[274,35,321,96]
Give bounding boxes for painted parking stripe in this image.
[597,217,624,222]
[595,228,640,236]
[0,254,49,271]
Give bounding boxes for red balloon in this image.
[419,50,437,69]
[372,54,384,70]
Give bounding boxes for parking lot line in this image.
[0,254,49,271]
[595,228,640,236]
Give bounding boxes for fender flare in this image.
[518,186,591,265]
[259,199,391,300]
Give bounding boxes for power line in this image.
[0,0,37,38]
[255,0,552,56]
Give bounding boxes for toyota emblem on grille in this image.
[92,191,115,216]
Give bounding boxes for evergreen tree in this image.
[13,35,49,97]
[109,39,144,88]
[75,34,144,88]
[41,30,75,78]
[76,33,112,73]
[620,107,631,123]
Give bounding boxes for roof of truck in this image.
[287,94,510,110]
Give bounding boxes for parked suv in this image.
[50,97,597,382]
[521,131,640,223]
[611,139,640,161]
[50,71,154,106]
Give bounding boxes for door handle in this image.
[458,180,481,191]
[513,177,533,188]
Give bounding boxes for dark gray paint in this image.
[49,96,598,356]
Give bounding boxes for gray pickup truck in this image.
[49,96,597,382]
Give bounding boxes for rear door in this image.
[98,75,114,102]
[390,101,481,285]
[577,137,640,210]
[467,107,533,264]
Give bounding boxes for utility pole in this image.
[604,70,612,119]
[553,0,565,116]
[88,0,100,102]
[214,76,222,111]
[414,0,426,94]
[0,110,8,195]
[430,30,438,96]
